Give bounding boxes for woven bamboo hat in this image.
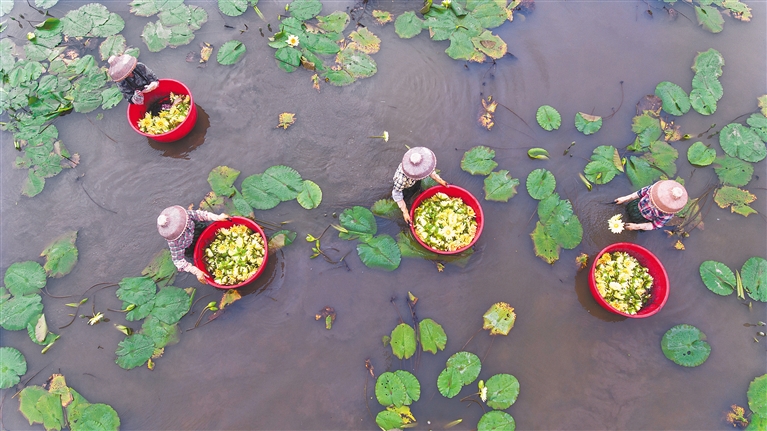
[402,147,436,180]
[107,54,137,82]
[157,205,188,240]
[650,180,688,214]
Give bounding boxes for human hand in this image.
[217,213,231,221]
[402,211,412,225]
[614,196,632,205]
[191,267,208,284]
[143,81,159,93]
[439,180,449,187]
[131,90,144,105]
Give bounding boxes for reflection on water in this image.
[147,105,210,159]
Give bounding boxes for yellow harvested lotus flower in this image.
[136,92,191,135]
[608,214,624,234]
[138,113,154,130]
[287,34,299,47]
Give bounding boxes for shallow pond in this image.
[1,0,766,429]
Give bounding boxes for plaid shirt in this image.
[167,210,220,272]
[392,163,418,202]
[637,185,673,229]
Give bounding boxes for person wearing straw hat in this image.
[108,54,159,105]
[157,206,230,284]
[392,147,448,224]
[614,180,689,231]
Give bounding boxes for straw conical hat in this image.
[402,147,436,180]
[107,54,137,82]
[650,180,688,214]
[157,205,188,240]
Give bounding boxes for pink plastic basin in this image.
[409,185,484,255]
[589,242,669,318]
[193,217,268,289]
[127,79,197,142]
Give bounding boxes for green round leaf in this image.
[168,24,195,48]
[719,123,766,163]
[748,413,767,431]
[695,5,724,34]
[289,0,322,20]
[69,403,120,431]
[375,372,408,407]
[714,186,757,217]
[115,333,155,370]
[158,4,190,26]
[317,11,350,33]
[218,0,248,16]
[478,410,516,431]
[699,261,736,296]
[482,302,516,336]
[61,8,93,37]
[419,318,447,354]
[91,13,125,38]
[241,174,281,210]
[22,170,45,198]
[357,235,401,272]
[42,231,78,278]
[394,11,424,38]
[141,21,171,53]
[748,374,767,417]
[741,257,767,302]
[747,113,767,142]
[371,199,400,220]
[687,142,716,166]
[584,145,622,185]
[116,276,157,306]
[27,313,58,346]
[339,206,377,239]
[575,112,603,135]
[349,27,380,54]
[99,35,126,61]
[390,322,416,360]
[1,0,15,16]
[714,156,754,187]
[297,180,322,209]
[5,261,46,296]
[470,1,507,28]
[217,40,246,65]
[393,370,421,404]
[323,69,355,86]
[526,168,556,200]
[531,221,560,264]
[151,286,192,324]
[471,30,506,59]
[375,409,403,431]
[485,373,520,410]
[437,366,463,398]
[208,165,240,197]
[655,81,690,116]
[545,213,583,250]
[188,5,208,30]
[483,170,519,202]
[536,105,561,131]
[446,351,481,385]
[275,46,301,72]
[446,30,476,61]
[661,324,711,367]
[461,146,497,175]
[0,347,26,389]
[692,48,724,77]
[260,165,303,201]
[337,47,377,78]
[0,293,43,331]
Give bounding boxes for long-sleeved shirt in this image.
[392,163,417,202]
[637,184,674,229]
[167,210,221,273]
[117,63,159,103]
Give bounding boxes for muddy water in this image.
[1,0,766,429]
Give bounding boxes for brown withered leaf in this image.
[575,253,589,270]
[674,240,685,250]
[636,95,662,116]
[479,96,497,130]
[315,306,336,330]
[311,74,320,92]
[219,289,242,310]
[277,112,296,129]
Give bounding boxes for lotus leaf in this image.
[228,190,253,218]
[41,231,78,278]
[531,221,559,264]
[142,21,172,52]
[19,386,49,425]
[296,180,322,210]
[714,155,754,187]
[390,322,416,360]
[546,214,583,250]
[687,142,716,166]
[0,294,43,331]
[241,174,281,210]
[0,39,15,74]
[100,87,123,110]
[699,260,736,295]
[482,302,516,335]
[472,30,506,59]
[26,385,65,430]
[714,186,757,216]
[337,47,377,78]
[289,0,322,21]
[90,13,125,38]
[0,0,13,16]
[274,46,301,72]
[419,318,447,354]
[129,0,161,17]
[393,370,421,404]
[424,7,458,41]
[375,372,408,407]
[323,69,355,86]
[69,403,120,431]
[9,60,46,86]
[25,44,53,62]
[695,5,724,33]
[437,366,463,398]
[373,10,393,25]
[748,374,767,417]
[357,235,401,271]
[584,145,622,184]
[217,40,246,65]
[462,146,498,175]
[693,48,724,77]
[61,8,94,37]
[348,28,380,54]
[159,3,190,26]
[719,123,766,163]
[447,351,481,385]
[484,170,519,202]
[536,105,561,131]
[5,261,46,296]
[537,193,567,225]
[371,199,400,219]
[394,11,424,39]
[317,11,350,33]
[0,347,26,389]
[151,286,192,325]
[655,81,690,116]
[485,373,520,410]
[692,72,723,102]
[625,153,665,189]
[268,230,296,251]
[116,276,157,307]
[661,324,711,367]
[141,315,179,349]
[469,1,508,27]
[741,257,767,302]
[338,206,377,240]
[690,89,718,115]
[22,171,45,197]
[526,168,556,200]
[375,409,403,431]
[257,165,302,202]
[478,410,516,431]
[218,0,248,16]
[115,333,155,369]
[747,113,767,142]
[167,24,195,48]
[396,232,474,267]
[27,314,57,345]
[207,166,240,197]
[575,112,603,135]
[301,33,339,56]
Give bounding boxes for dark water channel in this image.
[2,0,766,429]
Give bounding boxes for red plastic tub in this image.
[193,217,268,289]
[588,242,669,318]
[127,79,197,142]
[409,185,484,255]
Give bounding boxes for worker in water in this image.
[107,54,159,105]
[614,180,688,230]
[392,147,449,224]
[157,206,229,284]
